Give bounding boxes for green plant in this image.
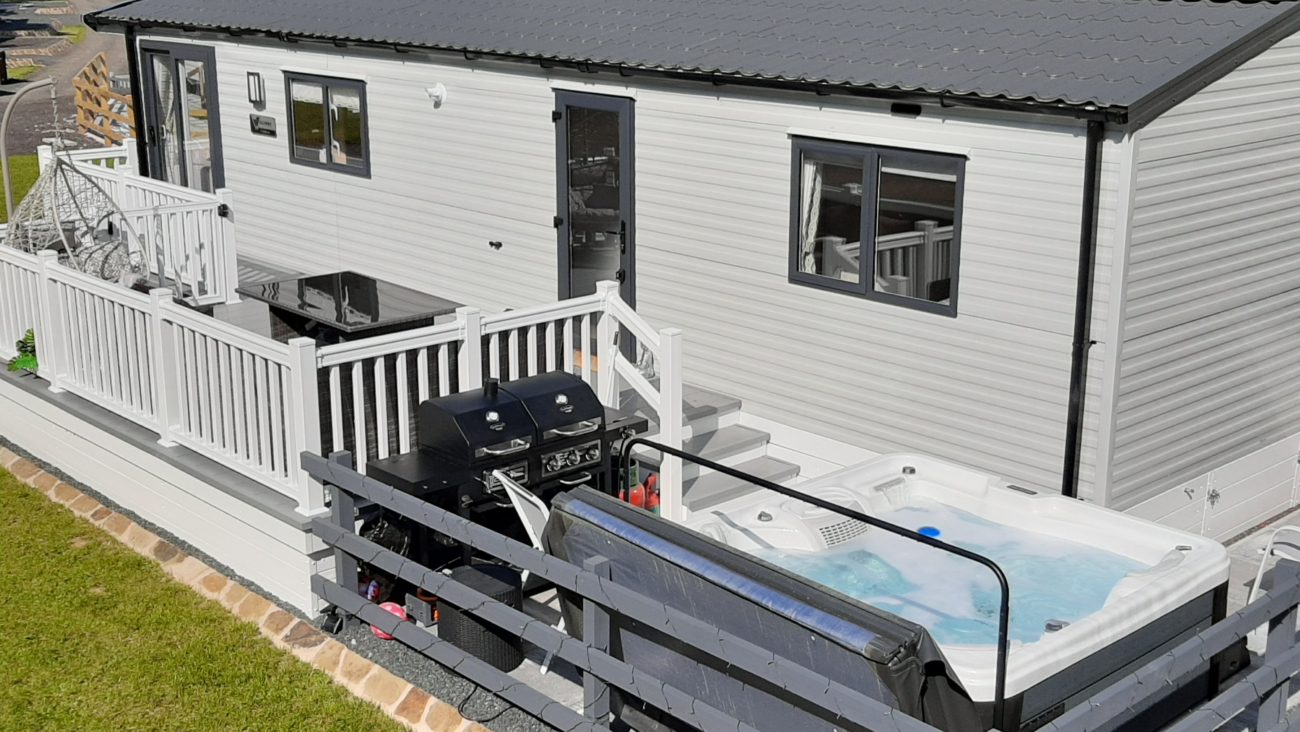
[7,329,37,373]
[61,24,87,44]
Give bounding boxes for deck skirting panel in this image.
[0,372,328,614]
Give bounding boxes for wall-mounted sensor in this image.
[426,83,448,108]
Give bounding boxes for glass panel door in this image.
[146,52,182,185]
[178,59,214,192]
[140,44,223,192]
[556,92,634,306]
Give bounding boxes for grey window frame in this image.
[787,137,965,317]
[283,72,370,178]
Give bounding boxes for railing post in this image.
[33,250,65,392]
[915,219,937,299]
[288,337,325,514]
[1259,559,1300,728]
[582,555,612,723]
[594,281,619,407]
[215,188,240,304]
[114,158,131,213]
[658,327,684,522]
[36,144,53,173]
[121,137,140,175]
[148,288,178,446]
[327,450,360,618]
[456,306,483,391]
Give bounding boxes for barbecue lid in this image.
[417,379,534,461]
[500,371,604,437]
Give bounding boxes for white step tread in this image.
[682,456,801,513]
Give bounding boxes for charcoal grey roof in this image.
[88,0,1300,116]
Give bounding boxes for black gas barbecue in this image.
[364,372,647,569]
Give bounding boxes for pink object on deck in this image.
[370,601,407,640]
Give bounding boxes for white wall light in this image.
[426,83,448,108]
[247,72,265,106]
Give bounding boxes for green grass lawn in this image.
[8,64,43,81]
[0,153,39,223]
[0,469,403,731]
[62,24,87,44]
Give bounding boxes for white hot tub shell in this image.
[684,453,1236,730]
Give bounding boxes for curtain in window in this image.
[800,158,822,273]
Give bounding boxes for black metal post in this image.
[621,437,1013,730]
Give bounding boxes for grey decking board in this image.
[634,423,768,468]
[682,455,800,512]
[620,381,742,429]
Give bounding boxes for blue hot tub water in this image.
[752,499,1151,646]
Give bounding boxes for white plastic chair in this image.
[1246,525,1300,652]
[492,470,565,674]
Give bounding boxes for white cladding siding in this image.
[631,92,1096,492]
[1111,31,1300,509]
[144,33,1102,492]
[209,38,560,312]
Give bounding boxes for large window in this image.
[789,138,965,316]
[285,73,369,177]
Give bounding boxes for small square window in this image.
[789,138,964,316]
[285,73,369,177]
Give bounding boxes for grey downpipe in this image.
[1061,120,1105,499]
[1,77,54,217]
[123,25,148,175]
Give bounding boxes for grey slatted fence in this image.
[304,450,943,732]
[305,449,1300,732]
[1046,559,1300,732]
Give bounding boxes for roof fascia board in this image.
[1127,4,1300,132]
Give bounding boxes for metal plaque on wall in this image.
[250,114,277,137]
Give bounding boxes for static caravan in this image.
[85,0,1300,540]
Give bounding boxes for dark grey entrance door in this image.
[555,92,634,307]
[139,43,224,192]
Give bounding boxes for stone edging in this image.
[0,446,484,732]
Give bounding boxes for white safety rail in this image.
[0,245,42,362]
[0,245,323,513]
[316,318,465,474]
[44,258,158,428]
[1,245,677,517]
[155,300,322,512]
[314,281,687,520]
[118,201,232,304]
[37,141,240,306]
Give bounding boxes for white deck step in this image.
[682,456,801,513]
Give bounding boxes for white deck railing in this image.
[37,141,240,306]
[316,281,686,519]
[0,245,324,513]
[3,236,683,517]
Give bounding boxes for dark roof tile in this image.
[88,0,1300,109]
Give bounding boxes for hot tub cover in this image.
[544,488,983,732]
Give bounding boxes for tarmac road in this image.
[0,0,128,156]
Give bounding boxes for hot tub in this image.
[684,454,1236,729]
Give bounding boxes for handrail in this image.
[603,295,661,350]
[618,436,1013,730]
[317,319,461,367]
[480,292,604,334]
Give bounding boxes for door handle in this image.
[616,269,626,283]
